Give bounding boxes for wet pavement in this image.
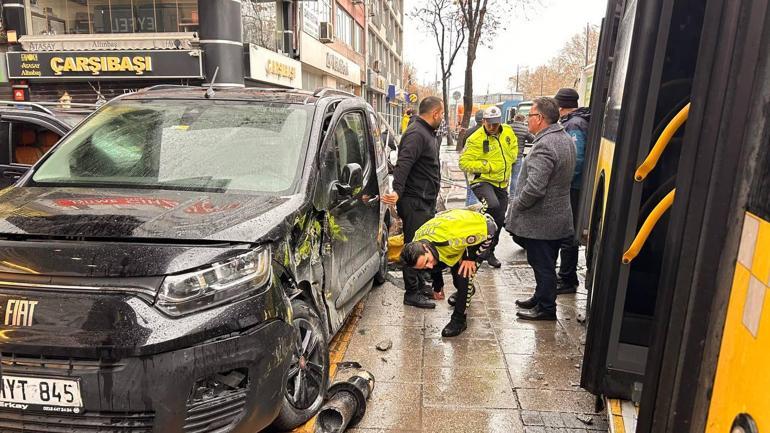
[330,146,608,433]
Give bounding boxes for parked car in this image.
[0,86,391,432]
[0,101,98,187]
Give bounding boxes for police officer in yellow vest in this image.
[459,106,518,268]
[400,209,497,337]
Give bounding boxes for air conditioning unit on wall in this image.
[319,22,334,43]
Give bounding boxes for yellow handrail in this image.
[635,103,690,182]
[622,189,676,264]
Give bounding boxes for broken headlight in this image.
[157,246,272,316]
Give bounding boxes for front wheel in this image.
[270,299,329,431]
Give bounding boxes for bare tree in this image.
[514,25,600,99]
[242,0,278,51]
[411,0,466,147]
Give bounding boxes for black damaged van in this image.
[0,86,391,432]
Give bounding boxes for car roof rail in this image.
[313,87,357,99]
[0,100,55,115]
[137,84,198,92]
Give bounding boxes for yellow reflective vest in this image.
[414,209,489,266]
[459,124,518,189]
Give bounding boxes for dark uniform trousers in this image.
[470,182,508,253]
[397,196,444,294]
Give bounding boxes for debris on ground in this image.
[576,414,594,425]
[336,361,362,370]
[316,371,375,433]
[577,312,587,323]
[376,339,393,351]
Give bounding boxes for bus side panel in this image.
[705,212,770,432]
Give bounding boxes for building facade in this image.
[0,0,404,122]
[366,0,404,131]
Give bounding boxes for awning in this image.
[19,33,198,51]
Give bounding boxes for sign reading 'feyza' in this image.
[7,50,202,79]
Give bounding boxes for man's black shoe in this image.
[487,254,502,268]
[441,318,467,337]
[404,294,436,309]
[516,305,557,321]
[556,283,578,295]
[447,292,458,307]
[515,296,537,309]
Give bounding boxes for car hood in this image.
[0,187,302,243]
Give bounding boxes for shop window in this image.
[25,0,196,35]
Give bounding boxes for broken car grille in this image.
[183,390,248,433]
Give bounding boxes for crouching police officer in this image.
[400,209,497,337]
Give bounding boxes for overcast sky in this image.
[403,0,608,95]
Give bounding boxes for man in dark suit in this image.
[506,97,577,320]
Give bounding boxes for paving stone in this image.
[524,427,548,433]
[505,354,584,390]
[496,328,581,356]
[423,367,518,409]
[423,338,506,369]
[354,382,422,430]
[345,324,424,358]
[341,348,422,384]
[521,410,545,426]
[516,389,596,413]
[421,407,525,433]
[541,411,566,427]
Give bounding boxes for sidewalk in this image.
[333,142,607,433]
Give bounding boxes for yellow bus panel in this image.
[706,212,770,432]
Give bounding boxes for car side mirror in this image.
[336,163,363,197]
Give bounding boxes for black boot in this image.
[447,291,458,307]
[487,254,502,268]
[441,314,467,337]
[404,293,436,309]
[515,296,537,309]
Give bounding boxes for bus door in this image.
[580,0,707,402]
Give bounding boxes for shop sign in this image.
[248,45,302,88]
[300,33,361,84]
[19,33,197,52]
[302,3,320,39]
[6,50,203,80]
[367,69,387,94]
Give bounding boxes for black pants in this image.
[470,182,508,255]
[397,196,443,295]
[558,188,581,287]
[511,234,566,314]
[433,261,475,319]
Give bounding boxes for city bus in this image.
[578,0,769,432]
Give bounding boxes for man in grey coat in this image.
[506,97,577,320]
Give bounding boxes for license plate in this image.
[0,374,83,413]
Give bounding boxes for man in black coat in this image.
[383,96,445,308]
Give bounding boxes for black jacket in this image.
[392,117,441,202]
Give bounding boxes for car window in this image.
[334,111,370,177]
[9,121,62,166]
[31,100,312,194]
